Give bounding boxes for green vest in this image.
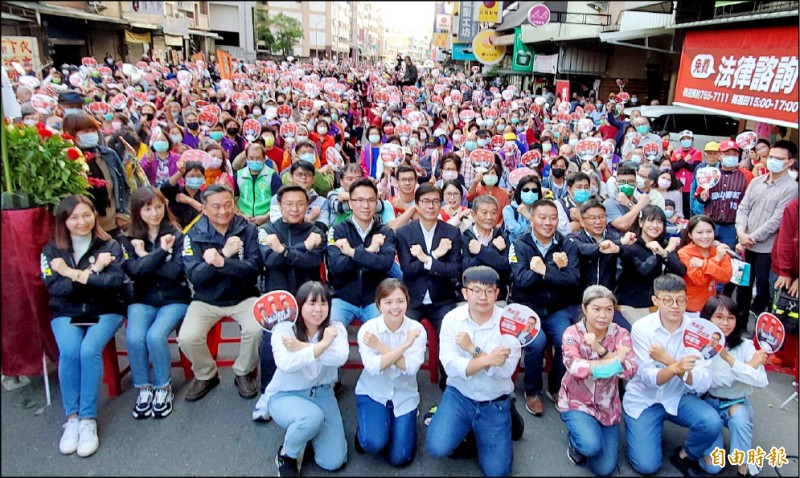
[237,167,274,217]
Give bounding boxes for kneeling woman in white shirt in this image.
[699,295,768,477]
[266,281,349,476]
[354,279,428,466]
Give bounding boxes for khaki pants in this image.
[618,305,656,325]
[177,298,262,380]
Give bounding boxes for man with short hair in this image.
[689,141,722,217]
[388,165,419,230]
[603,164,651,233]
[270,161,327,231]
[462,195,511,302]
[427,266,522,477]
[670,130,702,214]
[637,163,665,211]
[556,172,591,236]
[235,143,283,226]
[178,185,264,401]
[327,179,397,326]
[623,274,721,476]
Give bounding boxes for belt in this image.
[714,221,735,226]
[478,394,510,405]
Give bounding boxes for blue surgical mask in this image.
[630,155,642,165]
[665,210,675,219]
[369,134,381,144]
[636,125,649,135]
[521,191,539,206]
[64,108,83,116]
[721,155,739,168]
[185,177,204,190]
[169,134,183,144]
[77,132,99,149]
[209,131,223,141]
[574,189,590,204]
[591,359,623,379]
[680,139,692,149]
[483,175,498,187]
[767,157,786,174]
[152,140,169,152]
[553,131,560,139]
[511,118,519,124]
[299,152,315,163]
[465,141,477,151]
[247,160,265,172]
[104,113,113,122]
[477,138,488,147]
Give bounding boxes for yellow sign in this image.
[433,33,451,49]
[477,1,502,23]
[472,29,505,66]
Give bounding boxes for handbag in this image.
[771,287,798,334]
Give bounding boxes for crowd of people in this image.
[7,51,798,476]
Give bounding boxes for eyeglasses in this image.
[656,296,688,306]
[350,198,377,205]
[521,188,539,193]
[712,314,737,324]
[417,198,440,207]
[399,177,416,183]
[465,287,497,298]
[444,191,461,197]
[582,215,607,222]
[618,180,636,186]
[293,172,313,179]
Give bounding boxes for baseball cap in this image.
[504,132,517,141]
[58,90,84,105]
[704,141,720,152]
[678,130,694,139]
[718,140,740,152]
[433,128,446,137]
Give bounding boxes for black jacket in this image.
[509,231,581,318]
[567,228,623,292]
[119,223,191,307]
[617,239,687,308]
[259,220,324,295]
[40,237,127,318]
[461,227,511,301]
[327,218,396,307]
[182,215,261,306]
[396,220,462,309]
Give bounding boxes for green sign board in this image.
[511,26,533,72]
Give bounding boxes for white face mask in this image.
[789,169,798,180]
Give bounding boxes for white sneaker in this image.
[59,418,79,455]
[77,419,99,457]
[252,393,271,422]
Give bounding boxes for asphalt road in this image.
[2,323,798,477]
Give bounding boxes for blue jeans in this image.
[426,386,512,477]
[356,394,417,467]
[51,314,124,419]
[523,307,572,396]
[126,303,188,388]
[330,299,380,327]
[624,394,723,475]
[561,410,619,477]
[268,384,347,471]
[702,397,756,474]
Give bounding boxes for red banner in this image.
[674,26,799,128]
[555,79,570,104]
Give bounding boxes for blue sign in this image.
[452,43,477,61]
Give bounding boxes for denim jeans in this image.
[268,384,347,471]
[126,303,188,388]
[523,308,572,396]
[356,394,417,467]
[426,386,512,477]
[624,394,723,475]
[702,397,756,474]
[388,261,403,280]
[561,410,619,477]
[51,314,124,419]
[330,299,380,327]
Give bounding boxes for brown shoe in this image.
[185,374,220,402]
[234,369,258,399]
[525,394,544,417]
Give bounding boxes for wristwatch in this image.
[472,346,482,358]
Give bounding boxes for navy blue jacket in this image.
[567,227,623,292]
[461,227,511,301]
[396,220,462,309]
[259,219,324,295]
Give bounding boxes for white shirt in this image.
[622,311,714,419]
[420,221,437,304]
[352,218,373,243]
[264,321,349,404]
[439,304,521,402]
[355,315,427,417]
[707,340,768,400]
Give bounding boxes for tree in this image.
[256,9,303,57]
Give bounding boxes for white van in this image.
[623,105,740,151]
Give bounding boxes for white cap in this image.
[434,128,446,137]
[678,130,694,139]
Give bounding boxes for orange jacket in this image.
[678,243,733,312]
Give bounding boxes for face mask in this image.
[452,133,462,143]
[465,141,477,151]
[102,112,113,122]
[263,135,275,147]
[209,131,223,141]
[227,127,239,135]
[169,134,182,144]
[659,165,671,172]
[299,152,315,164]
[152,140,169,152]
[64,108,83,116]
[369,134,381,144]
[665,210,675,219]
[442,170,458,181]
[247,160,265,172]
[477,138,489,147]
[483,175,498,187]
[568,138,579,147]
[253,109,262,116]
[574,189,590,203]
[296,135,308,144]
[185,177,204,190]
[50,122,63,131]
[511,118,519,124]
[596,103,603,109]
[208,156,222,169]
[789,169,798,180]
[552,168,566,179]
[662,140,670,149]
[148,94,157,101]
[331,113,339,121]
[187,122,199,130]
[721,155,739,168]
[53,78,62,85]
[77,132,99,149]
[657,178,672,190]
[420,133,428,141]
[591,359,623,379]
[619,183,635,197]
[635,125,649,135]
[630,155,642,165]
[317,127,328,135]
[631,98,638,105]
[542,142,551,152]
[409,137,419,146]
[636,176,647,189]
[767,157,786,174]
[23,119,36,127]
[553,131,561,140]
[521,191,539,206]
[680,139,692,149]
[590,185,598,196]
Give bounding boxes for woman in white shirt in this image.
[354,279,427,467]
[266,281,349,477]
[699,295,768,477]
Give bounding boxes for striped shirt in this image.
[703,168,748,224]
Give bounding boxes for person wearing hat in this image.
[669,130,702,214]
[59,90,86,117]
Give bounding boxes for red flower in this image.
[37,123,53,139]
[66,148,81,161]
[87,177,107,188]
[83,151,96,162]
[61,133,74,141]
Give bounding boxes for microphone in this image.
[713,240,743,261]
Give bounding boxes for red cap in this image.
[718,139,740,152]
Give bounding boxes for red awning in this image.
[673,26,799,128]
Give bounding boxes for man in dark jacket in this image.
[461,195,511,302]
[508,199,580,417]
[178,185,263,402]
[328,179,396,326]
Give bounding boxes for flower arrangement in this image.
[1,119,90,209]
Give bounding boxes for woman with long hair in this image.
[40,195,126,457]
[119,187,191,419]
[265,282,349,477]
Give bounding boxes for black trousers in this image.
[734,250,773,325]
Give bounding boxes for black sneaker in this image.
[276,448,299,477]
[567,443,587,466]
[133,387,154,419]
[151,387,174,419]
[670,446,702,477]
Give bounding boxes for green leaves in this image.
[256,11,303,56]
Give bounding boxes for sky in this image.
[378,1,436,34]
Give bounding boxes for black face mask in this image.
[142,113,153,121]
[210,97,218,103]
[226,127,238,135]
[552,168,566,179]
[187,122,199,130]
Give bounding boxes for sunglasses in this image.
[521,187,539,193]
